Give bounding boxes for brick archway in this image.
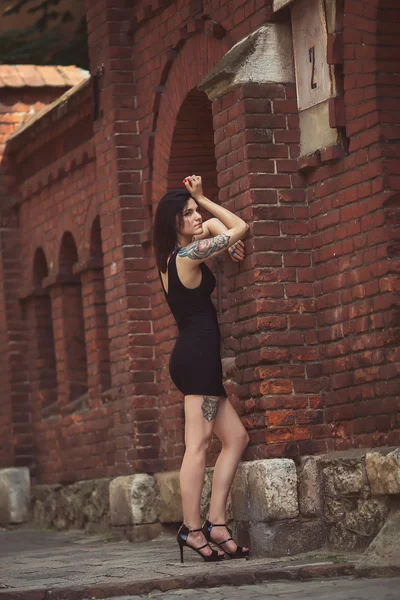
[56,232,88,405]
[168,88,218,201]
[31,248,57,419]
[151,32,228,207]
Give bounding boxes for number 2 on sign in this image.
[309,46,317,90]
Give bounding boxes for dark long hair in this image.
[153,189,194,272]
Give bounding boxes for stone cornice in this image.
[198,23,295,101]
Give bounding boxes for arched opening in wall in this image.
[159,88,221,470]
[89,217,111,392]
[168,89,219,202]
[32,248,58,418]
[33,248,49,287]
[59,232,88,403]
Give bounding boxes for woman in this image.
[153,175,250,563]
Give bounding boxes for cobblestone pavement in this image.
[0,528,354,592]
[1,528,399,600]
[106,578,400,600]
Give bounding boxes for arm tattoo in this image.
[178,234,230,260]
[201,395,220,422]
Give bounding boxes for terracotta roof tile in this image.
[36,65,72,87]
[14,65,45,87]
[8,77,91,144]
[0,65,25,88]
[0,65,89,89]
[57,66,87,87]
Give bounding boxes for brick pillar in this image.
[0,210,31,468]
[80,262,111,398]
[86,0,160,473]
[211,80,324,459]
[377,0,400,445]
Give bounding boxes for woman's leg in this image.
[180,394,223,556]
[208,397,249,553]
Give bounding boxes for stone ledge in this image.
[198,23,294,100]
[27,447,399,557]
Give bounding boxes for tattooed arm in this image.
[193,218,246,262]
[181,175,249,264]
[178,234,231,262]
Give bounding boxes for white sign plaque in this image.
[291,0,332,111]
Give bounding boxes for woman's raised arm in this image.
[180,175,248,264]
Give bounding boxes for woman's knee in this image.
[240,429,250,451]
[221,429,249,452]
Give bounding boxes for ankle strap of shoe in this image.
[210,523,226,527]
[188,527,202,532]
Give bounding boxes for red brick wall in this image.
[135,0,399,462]
[0,0,398,481]
[304,0,400,450]
[0,88,68,469]
[1,83,119,482]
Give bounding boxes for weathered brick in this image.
[0,0,399,479]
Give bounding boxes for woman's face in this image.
[178,198,203,237]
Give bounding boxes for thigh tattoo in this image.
[201,395,220,422]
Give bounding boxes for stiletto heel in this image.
[176,523,224,563]
[202,520,249,559]
[179,542,184,563]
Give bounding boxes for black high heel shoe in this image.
[177,523,225,563]
[202,520,249,559]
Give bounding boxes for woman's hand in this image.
[183,174,203,200]
[229,240,245,262]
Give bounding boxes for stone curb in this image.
[354,565,400,579]
[0,562,353,600]
[2,562,400,600]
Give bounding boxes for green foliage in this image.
[0,25,59,64]
[49,18,89,69]
[0,0,89,69]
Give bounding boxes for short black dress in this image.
[160,248,227,397]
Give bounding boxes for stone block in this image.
[321,460,366,497]
[297,456,322,517]
[360,509,400,568]
[32,479,111,532]
[198,24,295,101]
[0,467,30,525]
[32,484,60,528]
[230,462,251,522]
[366,448,400,495]
[109,474,159,526]
[155,471,182,523]
[248,519,327,558]
[328,497,390,551]
[248,459,299,522]
[200,467,214,520]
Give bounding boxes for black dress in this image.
[160,248,227,397]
